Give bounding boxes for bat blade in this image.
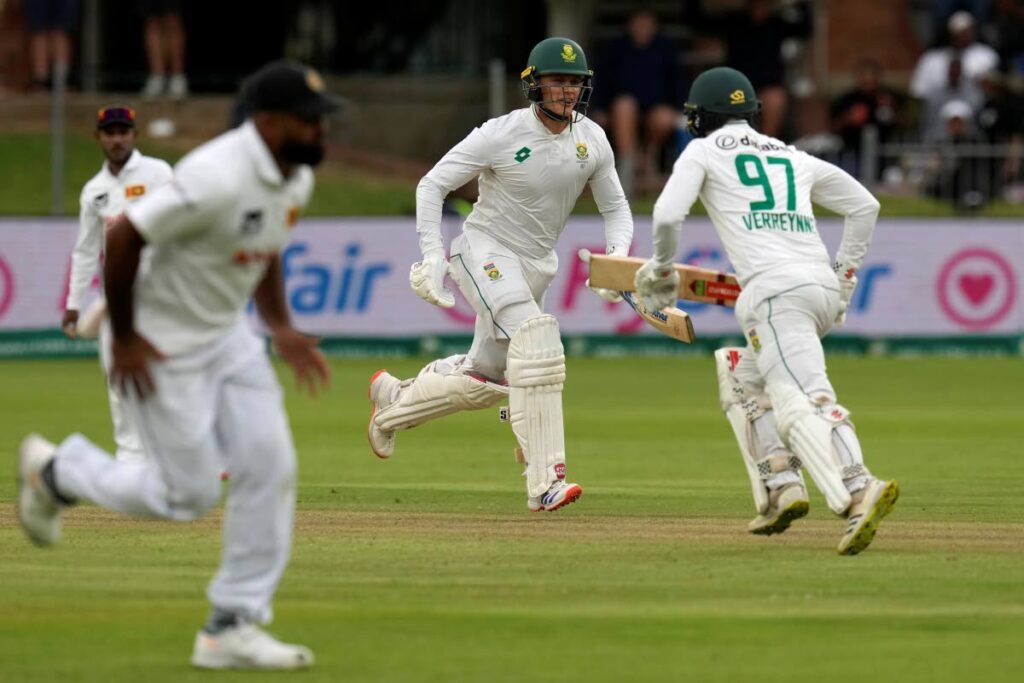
[620,291,695,343]
[588,254,741,308]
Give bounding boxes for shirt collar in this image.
[105,148,141,177]
[241,120,285,186]
[527,105,569,138]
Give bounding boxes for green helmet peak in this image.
[683,67,761,136]
[520,37,594,124]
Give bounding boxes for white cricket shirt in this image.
[416,105,633,260]
[652,121,880,289]
[67,150,173,310]
[126,121,313,355]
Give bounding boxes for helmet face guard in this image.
[521,66,594,123]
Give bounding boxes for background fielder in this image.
[18,61,336,669]
[367,37,633,512]
[636,67,899,556]
[63,105,172,463]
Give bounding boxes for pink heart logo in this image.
[959,273,994,305]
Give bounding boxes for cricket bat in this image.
[620,291,695,343]
[587,254,741,307]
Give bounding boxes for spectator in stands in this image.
[921,55,985,142]
[983,0,1024,74]
[25,0,79,90]
[910,11,998,103]
[830,59,904,174]
[930,99,990,211]
[139,0,188,100]
[977,69,1024,183]
[683,0,813,138]
[592,7,681,197]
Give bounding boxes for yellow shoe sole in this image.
[750,499,810,536]
[838,480,900,556]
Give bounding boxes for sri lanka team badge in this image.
[287,205,299,228]
[561,44,577,63]
[748,327,761,351]
[125,184,146,198]
[483,262,502,281]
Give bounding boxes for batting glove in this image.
[577,248,623,303]
[635,258,680,311]
[833,260,858,327]
[410,250,455,309]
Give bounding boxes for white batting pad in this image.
[507,315,567,498]
[374,358,507,432]
[770,383,852,514]
[715,348,802,514]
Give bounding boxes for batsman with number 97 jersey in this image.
[637,67,900,556]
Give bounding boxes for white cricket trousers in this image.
[733,263,842,401]
[54,321,297,624]
[98,323,145,463]
[447,228,557,381]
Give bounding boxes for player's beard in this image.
[280,141,325,167]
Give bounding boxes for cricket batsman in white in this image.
[367,37,633,512]
[63,104,173,463]
[636,67,899,555]
[18,61,335,668]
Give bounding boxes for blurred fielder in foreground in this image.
[636,67,899,555]
[63,104,173,464]
[368,37,633,512]
[18,61,335,669]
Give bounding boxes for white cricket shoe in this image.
[140,73,165,100]
[367,369,401,459]
[748,482,810,536]
[190,623,314,670]
[528,480,583,512]
[168,74,189,100]
[17,434,61,546]
[837,478,900,556]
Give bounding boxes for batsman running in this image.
[636,67,899,555]
[367,37,633,512]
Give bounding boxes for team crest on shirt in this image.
[125,184,146,198]
[239,209,264,235]
[92,192,109,208]
[748,327,761,351]
[287,206,300,228]
[483,262,502,281]
[575,143,589,161]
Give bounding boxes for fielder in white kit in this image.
[18,61,336,668]
[63,104,172,463]
[636,67,899,555]
[368,37,633,512]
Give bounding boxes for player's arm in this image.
[63,194,104,335]
[254,254,329,396]
[635,143,708,311]
[583,134,634,303]
[411,126,492,308]
[806,155,881,325]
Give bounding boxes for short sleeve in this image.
[127,159,229,245]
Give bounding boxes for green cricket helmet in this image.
[520,37,594,123]
[683,67,761,137]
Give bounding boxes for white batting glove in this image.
[409,250,455,309]
[577,248,623,303]
[833,260,858,327]
[635,258,680,311]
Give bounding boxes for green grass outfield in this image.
[3,132,1024,217]
[1,356,1023,682]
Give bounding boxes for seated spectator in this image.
[930,99,990,211]
[920,55,985,142]
[26,0,79,90]
[977,69,1024,184]
[592,8,681,197]
[684,0,813,138]
[910,11,998,102]
[830,59,904,175]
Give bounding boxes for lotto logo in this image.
[554,463,566,479]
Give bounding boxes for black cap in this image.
[242,61,340,118]
[97,105,136,130]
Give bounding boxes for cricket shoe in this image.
[191,622,314,670]
[367,369,402,459]
[837,478,900,556]
[748,482,810,536]
[17,434,62,546]
[528,480,583,512]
